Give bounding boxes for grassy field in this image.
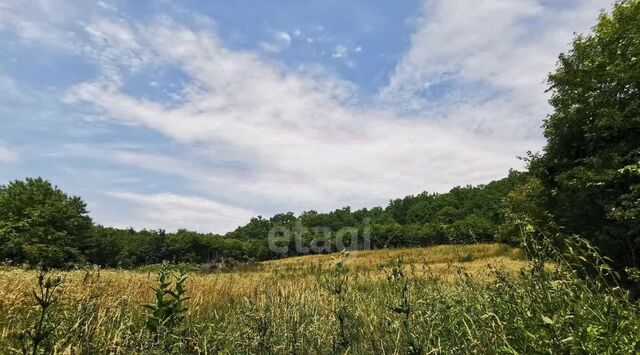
[1,243,638,354]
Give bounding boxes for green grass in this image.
[0,243,638,354]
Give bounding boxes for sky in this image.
[0,0,611,233]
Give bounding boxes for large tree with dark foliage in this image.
[531,0,640,270]
[0,178,93,267]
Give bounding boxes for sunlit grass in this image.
[0,243,637,354]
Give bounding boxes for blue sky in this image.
[0,0,609,233]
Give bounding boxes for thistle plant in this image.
[321,250,353,353]
[382,257,422,355]
[17,271,63,355]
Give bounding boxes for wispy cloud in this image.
[331,45,348,58]
[67,18,527,217]
[83,19,154,83]
[0,0,612,232]
[260,31,292,52]
[0,143,18,163]
[106,191,255,233]
[0,0,88,52]
[0,71,28,103]
[380,0,604,139]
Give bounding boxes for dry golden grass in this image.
[0,243,526,312]
[264,243,522,267]
[1,243,637,354]
[261,243,527,282]
[0,243,529,353]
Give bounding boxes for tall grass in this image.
[0,243,638,354]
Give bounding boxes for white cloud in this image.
[0,144,18,163]
[331,45,348,58]
[0,71,26,102]
[67,18,530,220]
[260,31,292,52]
[0,0,88,52]
[380,0,605,139]
[331,45,361,66]
[83,19,155,83]
[106,191,255,233]
[59,145,245,196]
[0,1,154,84]
[2,1,612,233]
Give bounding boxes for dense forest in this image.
[0,0,639,284]
[0,172,527,268]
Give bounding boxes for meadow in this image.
[1,1,639,354]
[0,243,638,354]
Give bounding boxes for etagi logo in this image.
[267,218,371,255]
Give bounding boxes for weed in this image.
[321,250,354,353]
[17,271,63,355]
[381,257,422,355]
[142,262,189,335]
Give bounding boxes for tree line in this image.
[0,0,638,281]
[0,172,525,268]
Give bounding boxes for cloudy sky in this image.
[0,0,610,233]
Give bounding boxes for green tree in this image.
[532,0,640,270]
[0,178,93,267]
